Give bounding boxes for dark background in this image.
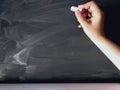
[0,0,120,83]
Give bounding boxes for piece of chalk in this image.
[70,6,82,12]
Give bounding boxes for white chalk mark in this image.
[13,48,31,65]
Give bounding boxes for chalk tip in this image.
[70,6,82,12]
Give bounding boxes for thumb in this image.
[75,10,88,27]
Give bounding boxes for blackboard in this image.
[0,0,120,83]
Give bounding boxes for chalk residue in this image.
[13,48,31,65]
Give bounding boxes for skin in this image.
[74,1,120,71]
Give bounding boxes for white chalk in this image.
[70,6,82,12]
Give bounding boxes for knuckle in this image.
[90,1,95,4]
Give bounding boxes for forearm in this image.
[73,1,120,70]
[91,36,120,70]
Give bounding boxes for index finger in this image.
[78,1,101,14]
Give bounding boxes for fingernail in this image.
[78,5,82,8]
[78,8,82,12]
[78,6,83,12]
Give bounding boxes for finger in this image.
[78,1,101,14]
[89,1,101,12]
[78,2,91,9]
[75,10,88,27]
[81,9,88,17]
[78,24,82,28]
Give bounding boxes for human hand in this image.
[75,1,105,40]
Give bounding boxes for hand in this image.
[75,1,105,40]
[74,1,120,71]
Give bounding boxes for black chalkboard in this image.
[0,0,120,83]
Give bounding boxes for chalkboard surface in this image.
[0,0,120,83]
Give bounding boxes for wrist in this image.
[90,35,106,43]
